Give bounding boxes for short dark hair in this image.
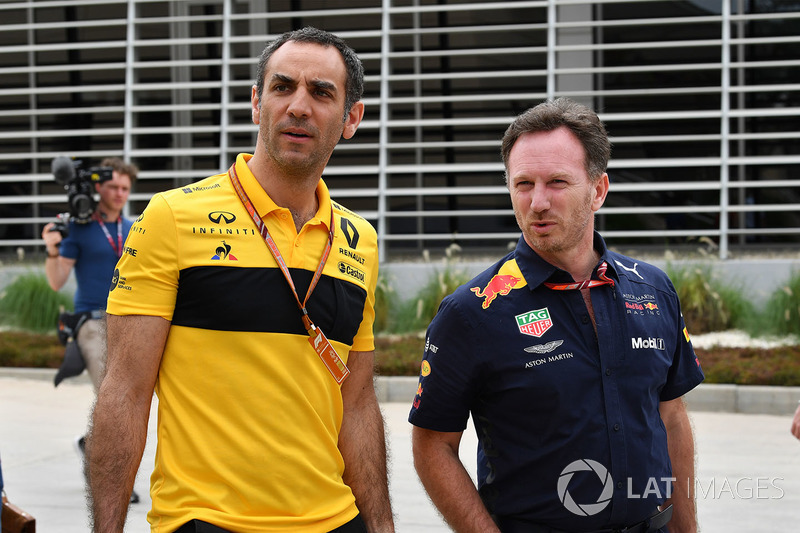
[254,27,364,120]
[101,157,138,183]
[501,98,611,181]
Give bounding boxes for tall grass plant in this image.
[760,271,800,337]
[0,273,73,333]
[666,264,755,334]
[375,245,472,334]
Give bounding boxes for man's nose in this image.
[287,88,312,118]
[530,186,550,212]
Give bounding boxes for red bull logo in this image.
[471,274,523,309]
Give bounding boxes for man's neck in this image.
[529,237,600,282]
[247,156,321,231]
[96,207,122,223]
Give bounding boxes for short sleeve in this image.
[58,222,80,260]
[349,227,379,353]
[106,194,180,320]
[408,295,482,433]
[660,308,705,401]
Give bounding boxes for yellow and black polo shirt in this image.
[107,153,378,532]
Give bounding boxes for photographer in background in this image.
[41,156,139,504]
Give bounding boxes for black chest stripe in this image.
[172,265,367,345]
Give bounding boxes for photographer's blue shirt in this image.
[60,217,133,312]
[408,233,704,531]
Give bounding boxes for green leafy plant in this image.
[667,264,755,335]
[0,273,73,333]
[760,271,800,337]
[373,269,398,334]
[395,245,472,333]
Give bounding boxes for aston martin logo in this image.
[524,340,564,354]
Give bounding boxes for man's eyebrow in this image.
[310,79,337,92]
[269,73,337,93]
[270,73,295,85]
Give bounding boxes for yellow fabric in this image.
[107,153,378,532]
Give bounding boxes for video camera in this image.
[49,156,114,238]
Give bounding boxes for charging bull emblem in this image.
[471,274,523,309]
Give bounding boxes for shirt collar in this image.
[233,153,333,231]
[514,231,619,289]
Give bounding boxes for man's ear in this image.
[251,85,260,125]
[592,173,610,212]
[342,101,365,140]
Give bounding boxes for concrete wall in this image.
[383,257,800,308]
[1,256,799,310]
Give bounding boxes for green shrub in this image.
[699,346,800,386]
[760,271,800,337]
[667,264,755,335]
[373,270,398,334]
[398,247,472,333]
[0,273,73,333]
[0,330,63,368]
[374,334,426,376]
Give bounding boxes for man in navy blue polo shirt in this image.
[409,98,704,533]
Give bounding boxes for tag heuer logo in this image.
[516,308,553,337]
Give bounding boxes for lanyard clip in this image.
[301,309,314,335]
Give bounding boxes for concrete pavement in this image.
[1,374,799,532]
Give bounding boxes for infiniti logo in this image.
[208,211,236,224]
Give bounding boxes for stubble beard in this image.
[518,195,594,256]
[259,117,342,187]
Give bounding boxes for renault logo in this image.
[208,211,236,224]
[340,218,359,249]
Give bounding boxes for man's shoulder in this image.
[606,250,672,288]
[331,199,377,241]
[331,200,373,225]
[159,172,229,202]
[446,251,520,309]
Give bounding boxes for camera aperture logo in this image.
[557,459,613,516]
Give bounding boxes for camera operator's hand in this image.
[42,222,63,258]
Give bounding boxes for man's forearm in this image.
[87,314,167,533]
[412,427,500,533]
[661,398,698,533]
[339,392,394,532]
[87,384,151,532]
[44,255,72,291]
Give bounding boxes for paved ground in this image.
[1,376,799,532]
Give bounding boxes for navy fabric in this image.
[409,233,704,532]
[59,217,133,312]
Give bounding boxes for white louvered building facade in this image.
[1,0,799,261]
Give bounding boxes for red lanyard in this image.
[227,164,334,334]
[228,164,349,384]
[94,213,123,258]
[544,261,615,291]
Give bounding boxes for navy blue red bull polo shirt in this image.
[408,233,704,531]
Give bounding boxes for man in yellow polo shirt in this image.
[87,27,395,533]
